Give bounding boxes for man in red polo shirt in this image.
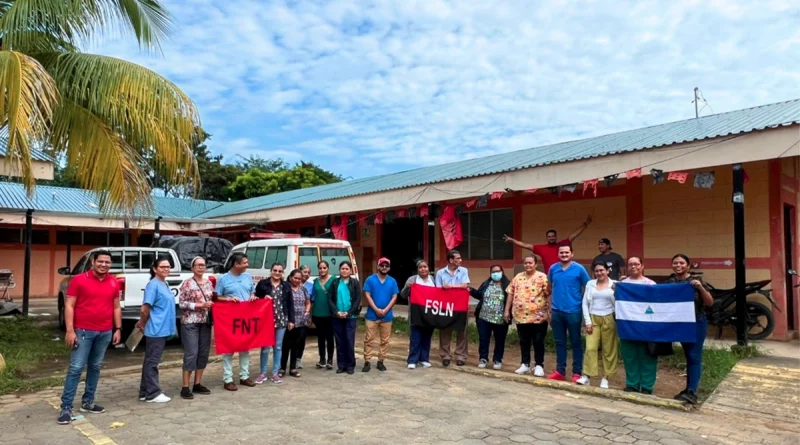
[58,250,122,425]
[503,216,593,272]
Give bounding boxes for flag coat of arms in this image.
[615,282,696,343]
[409,284,469,331]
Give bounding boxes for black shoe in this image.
[456,360,465,367]
[362,362,371,373]
[79,403,106,414]
[679,390,698,405]
[442,360,451,367]
[326,359,333,370]
[624,386,639,393]
[57,409,72,425]
[377,361,387,372]
[180,387,194,400]
[192,384,211,395]
[336,368,346,374]
[640,388,653,395]
[346,367,355,375]
[673,389,688,401]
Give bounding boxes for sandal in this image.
[289,370,301,378]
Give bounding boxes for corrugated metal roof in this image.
[0,146,55,162]
[198,98,800,218]
[0,182,223,219]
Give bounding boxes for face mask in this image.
[491,272,503,281]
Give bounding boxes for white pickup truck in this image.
[56,247,199,337]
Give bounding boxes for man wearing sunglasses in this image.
[362,257,399,372]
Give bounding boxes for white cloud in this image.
[95,0,800,179]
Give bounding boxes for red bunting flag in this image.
[438,205,464,250]
[626,168,643,179]
[523,188,538,194]
[667,171,689,184]
[743,169,750,184]
[490,191,505,200]
[419,205,429,217]
[332,218,348,240]
[465,199,477,208]
[357,213,367,227]
[374,212,384,224]
[396,208,407,218]
[583,179,599,197]
[213,299,275,354]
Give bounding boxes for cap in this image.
[378,257,391,265]
[599,238,612,246]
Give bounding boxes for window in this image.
[83,231,108,246]
[23,229,50,245]
[347,223,358,242]
[245,247,266,269]
[0,228,20,243]
[141,250,175,270]
[321,247,351,270]
[298,247,319,275]
[137,233,154,247]
[110,251,124,270]
[457,209,513,260]
[109,232,126,246]
[124,251,140,270]
[264,246,288,269]
[72,255,89,274]
[300,226,316,237]
[56,230,82,246]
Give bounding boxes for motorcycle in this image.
[702,277,780,340]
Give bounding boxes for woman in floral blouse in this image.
[504,255,550,377]
[178,257,214,399]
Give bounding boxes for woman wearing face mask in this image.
[618,256,658,394]
[578,262,619,389]
[504,255,550,376]
[311,261,335,370]
[666,254,713,405]
[469,265,511,369]
[401,260,436,369]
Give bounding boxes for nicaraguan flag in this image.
[615,282,696,343]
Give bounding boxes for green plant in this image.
[0,318,66,395]
[662,344,760,400]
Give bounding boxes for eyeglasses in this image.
[272,269,284,273]
[378,263,390,268]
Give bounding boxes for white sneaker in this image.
[407,363,416,369]
[493,362,502,370]
[576,375,590,385]
[478,359,488,369]
[420,361,432,368]
[533,365,545,377]
[297,359,303,369]
[146,393,171,403]
[600,378,609,389]
[514,364,531,375]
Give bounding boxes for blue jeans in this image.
[551,310,583,376]
[260,327,287,376]
[407,325,434,364]
[681,316,707,392]
[60,328,112,410]
[476,318,509,363]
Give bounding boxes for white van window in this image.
[124,251,140,270]
[265,246,288,269]
[246,247,267,269]
[110,251,124,271]
[298,247,319,275]
[321,247,350,270]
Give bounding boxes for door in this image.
[784,204,797,331]
[379,218,425,301]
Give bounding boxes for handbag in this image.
[646,341,674,357]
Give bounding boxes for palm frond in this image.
[39,51,201,203]
[50,98,153,215]
[0,0,172,52]
[0,49,59,189]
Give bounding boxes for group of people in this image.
[55,224,714,424]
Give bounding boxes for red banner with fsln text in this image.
[409,284,469,331]
[212,299,275,354]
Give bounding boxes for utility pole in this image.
[732,164,747,346]
[22,209,33,317]
[693,87,700,118]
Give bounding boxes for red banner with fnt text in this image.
[212,299,275,354]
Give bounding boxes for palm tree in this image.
[0,0,201,213]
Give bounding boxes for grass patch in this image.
[662,344,760,401]
[0,318,67,395]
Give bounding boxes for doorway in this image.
[380,218,425,303]
[784,204,797,331]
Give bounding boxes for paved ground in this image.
[1,358,797,445]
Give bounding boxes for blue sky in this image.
[95,0,800,179]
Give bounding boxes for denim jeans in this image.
[681,316,708,392]
[551,310,584,376]
[222,351,251,383]
[260,327,287,376]
[476,318,509,363]
[60,328,112,410]
[407,325,434,365]
[333,317,357,371]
